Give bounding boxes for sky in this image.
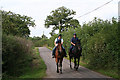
[118,1,120,18]
[0,0,119,38]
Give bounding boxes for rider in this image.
[70,33,79,52]
[52,34,67,58]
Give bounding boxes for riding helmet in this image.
[58,34,62,37]
[73,33,76,35]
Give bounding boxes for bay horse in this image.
[55,39,65,74]
[69,39,82,70]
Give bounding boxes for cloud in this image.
[119,1,120,17]
[0,0,118,38]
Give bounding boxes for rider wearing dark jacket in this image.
[70,33,79,52]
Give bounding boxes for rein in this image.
[72,42,81,55]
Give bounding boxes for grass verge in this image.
[79,61,119,79]
[47,46,52,51]
[19,47,47,79]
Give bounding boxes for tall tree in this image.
[41,34,48,39]
[44,6,80,35]
[2,10,35,37]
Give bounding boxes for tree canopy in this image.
[2,10,36,37]
[44,6,80,36]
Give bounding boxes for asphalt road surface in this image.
[39,47,110,78]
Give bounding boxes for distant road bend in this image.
[39,47,110,78]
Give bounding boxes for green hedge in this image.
[33,38,48,47]
[2,34,33,77]
[47,17,119,71]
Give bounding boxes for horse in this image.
[55,40,65,74]
[69,39,82,71]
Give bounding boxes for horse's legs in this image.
[78,57,80,68]
[60,58,63,74]
[60,62,62,74]
[56,62,59,73]
[76,57,80,70]
[74,57,76,69]
[69,56,72,69]
[56,58,59,73]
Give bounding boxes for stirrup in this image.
[52,55,55,58]
[64,55,67,57]
[64,53,67,57]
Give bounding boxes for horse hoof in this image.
[74,66,76,69]
[76,67,78,71]
[77,67,78,70]
[57,71,59,73]
[60,71,62,74]
[75,68,78,71]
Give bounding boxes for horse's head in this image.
[76,39,81,51]
[56,39,61,44]
[73,39,81,54]
[56,40,62,53]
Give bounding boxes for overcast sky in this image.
[118,1,120,18]
[0,0,119,38]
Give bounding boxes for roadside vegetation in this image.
[2,10,46,80]
[43,7,119,79]
[46,17,119,79]
[29,7,119,79]
[1,5,119,79]
[19,48,46,79]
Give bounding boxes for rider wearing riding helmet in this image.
[70,33,79,52]
[52,34,67,58]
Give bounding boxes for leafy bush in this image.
[81,18,119,70]
[34,38,48,47]
[47,34,58,48]
[2,34,33,77]
[2,10,35,37]
[47,17,119,71]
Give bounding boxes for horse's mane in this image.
[56,39,61,44]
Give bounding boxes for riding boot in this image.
[52,54,55,58]
[64,51,67,57]
[63,49,67,57]
[52,47,56,58]
[61,46,67,57]
[70,46,73,54]
[70,49,72,53]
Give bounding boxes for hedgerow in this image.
[47,17,119,71]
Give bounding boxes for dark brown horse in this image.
[55,40,65,74]
[69,39,82,70]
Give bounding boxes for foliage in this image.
[41,34,48,39]
[2,34,33,77]
[28,36,42,42]
[47,17,119,75]
[2,10,47,79]
[47,34,58,48]
[34,38,48,47]
[19,48,46,78]
[44,6,80,35]
[29,34,48,47]
[2,10,35,37]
